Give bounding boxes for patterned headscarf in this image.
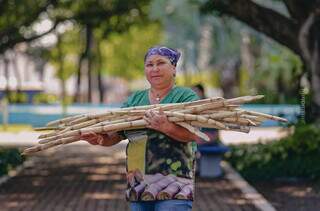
[144,46,181,66]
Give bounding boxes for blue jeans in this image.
[130,200,192,211]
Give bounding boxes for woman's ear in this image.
[172,66,176,77]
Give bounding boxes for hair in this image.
[193,83,205,93]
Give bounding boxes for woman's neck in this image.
[149,83,175,103]
[151,83,174,96]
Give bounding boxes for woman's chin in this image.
[150,79,163,85]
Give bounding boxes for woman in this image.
[81,46,199,211]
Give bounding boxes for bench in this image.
[197,144,229,178]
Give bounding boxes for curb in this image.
[221,161,277,211]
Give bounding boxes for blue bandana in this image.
[144,46,181,66]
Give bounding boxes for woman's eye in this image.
[158,61,165,65]
[146,64,153,67]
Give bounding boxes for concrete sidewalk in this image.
[0,144,265,211]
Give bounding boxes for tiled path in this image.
[0,144,259,211]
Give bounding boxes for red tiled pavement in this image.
[0,144,259,211]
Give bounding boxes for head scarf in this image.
[144,46,181,66]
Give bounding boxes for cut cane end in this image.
[255,95,264,99]
[38,139,51,144]
[175,194,188,200]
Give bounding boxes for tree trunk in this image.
[221,58,241,98]
[4,55,10,100]
[74,54,83,103]
[298,11,320,124]
[75,25,93,103]
[12,52,22,91]
[197,18,213,71]
[309,36,320,124]
[57,34,67,111]
[86,25,93,103]
[97,39,105,103]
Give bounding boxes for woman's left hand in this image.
[143,108,174,134]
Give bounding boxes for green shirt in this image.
[122,86,199,178]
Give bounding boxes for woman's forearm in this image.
[163,122,199,143]
[101,132,123,146]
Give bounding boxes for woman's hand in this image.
[143,108,174,134]
[80,132,107,145]
[144,108,199,143]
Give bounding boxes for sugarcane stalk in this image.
[238,109,288,122]
[221,117,257,126]
[33,126,62,131]
[174,184,193,200]
[128,173,164,201]
[203,110,245,119]
[23,95,289,155]
[224,123,250,133]
[141,176,176,201]
[157,182,184,200]
[190,121,226,130]
[176,122,210,142]
[22,136,79,155]
[46,114,85,127]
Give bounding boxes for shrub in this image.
[225,124,320,181]
[0,148,24,176]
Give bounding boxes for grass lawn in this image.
[0,124,33,132]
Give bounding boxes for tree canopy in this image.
[201,0,320,123]
[0,0,151,53]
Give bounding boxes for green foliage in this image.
[253,45,303,104]
[225,124,320,181]
[0,0,152,53]
[0,124,33,132]
[176,70,220,87]
[32,93,59,104]
[5,92,28,104]
[0,148,25,176]
[48,27,82,81]
[100,23,162,80]
[239,66,251,96]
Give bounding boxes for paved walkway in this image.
[0,144,260,211]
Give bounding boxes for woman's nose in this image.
[151,64,160,72]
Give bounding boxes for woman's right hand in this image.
[80,132,106,146]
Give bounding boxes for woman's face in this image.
[144,55,176,89]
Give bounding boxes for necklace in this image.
[149,85,175,103]
[150,90,164,102]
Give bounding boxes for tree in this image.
[0,0,153,103]
[201,0,320,123]
[100,24,162,81]
[0,0,61,54]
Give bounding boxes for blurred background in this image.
[0,1,320,210]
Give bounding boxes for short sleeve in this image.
[121,93,136,108]
[175,87,199,103]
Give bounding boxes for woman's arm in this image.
[80,131,123,146]
[143,109,199,143]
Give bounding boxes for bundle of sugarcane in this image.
[126,173,193,201]
[174,184,193,200]
[22,95,287,155]
[141,175,176,200]
[126,173,164,201]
